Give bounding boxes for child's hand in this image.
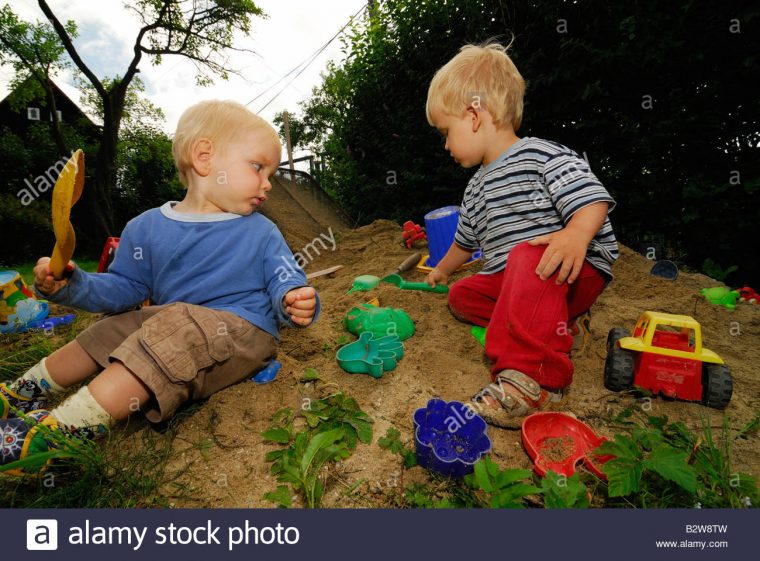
[33,257,76,295]
[283,286,317,327]
[426,267,449,287]
[528,227,589,284]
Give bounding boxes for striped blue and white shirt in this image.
[454,137,618,279]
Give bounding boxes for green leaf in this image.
[301,368,321,382]
[378,427,401,451]
[595,434,640,460]
[494,469,533,489]
[302,410,323,428]
[301,428,345,475]
[647,415,668,430]
[263,485,292,508]
[401,449,418,468]
[473,459,493,492]
[265,449,286,462]
[541,471,589,509]
[498,483,542,503]
[603,458,643,497]
[261,428,290,443]
[642,444,697,493]
[633,427,663,451]
[612,408,634,423]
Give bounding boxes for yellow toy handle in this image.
[50,149,85,279]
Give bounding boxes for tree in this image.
[1,0,265,245]
[0,5,76,154]
[290,0,760,285]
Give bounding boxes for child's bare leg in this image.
[45,340,100,387]
[87,361,151,421]
[48,361,151,434]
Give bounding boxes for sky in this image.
[0,0,368,161]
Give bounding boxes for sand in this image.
[153,188,758,507]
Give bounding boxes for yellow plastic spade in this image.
[50,150,85,279]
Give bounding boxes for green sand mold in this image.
[336,332,404,378]
[700,287,740,310]
[344,304,415,341]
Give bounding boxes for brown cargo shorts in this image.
[76,302,277,422]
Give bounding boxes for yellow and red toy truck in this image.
[604,311,732,409]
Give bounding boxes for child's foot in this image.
[569,312,592,356]
[0,384,48,419]
[0,410,58,476]
[471,370,565,429]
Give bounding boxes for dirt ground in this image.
[140,177,758,508]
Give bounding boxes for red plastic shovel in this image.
[521,412,614,478]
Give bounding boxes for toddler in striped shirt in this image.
[425,42,618,428]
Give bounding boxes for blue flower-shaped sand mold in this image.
[336,331,404,378]
[413,398,492,477]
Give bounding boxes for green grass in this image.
[0,412,193,508]
[7,259,99,286]
[1,261,187,507]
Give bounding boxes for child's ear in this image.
[466,106,482,133]
[191,138,214,177]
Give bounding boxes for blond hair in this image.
[426,42,525,131]
[172,100,281,186]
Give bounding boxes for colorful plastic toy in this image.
[382,273,449,293]
[23,313,75,332]
[252,360,282,384]
[336,332,404,378]
[738,286,759,305]
[50,149,84,279]
[402,220,426,249]
[521,412,612,478]
[413,398,492,477]
[424,206,460,267]
[700,287,740,310]
[347,275,381,293]
[471,325,487,346]
[0,299,49,334]
[1,270,34,323]
[343,303,415,341]
[650,260,679,280]
[97,236,120,273]
[1,271,47,334]
[416,205,481,272]
[605,311,732,409]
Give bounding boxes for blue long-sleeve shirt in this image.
[39,202,319,339]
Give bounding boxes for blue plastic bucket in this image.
[424,206,460,267]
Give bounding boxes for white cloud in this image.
[1,0,367,161]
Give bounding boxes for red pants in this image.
[448,242,608,389]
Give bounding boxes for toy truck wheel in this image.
[702,364,733,409]
[604,340,635,392]
[606,327,631,353]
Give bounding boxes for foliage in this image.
[540,470,590,509]
[701,258,739,283]
[0,5,76,114]
[289,0,760,286]
[0,409,188,508]
[377,427,417,468]
[262,390,374,508]
[1,0,267,245]
[597,412,759,508]
[464,458,541,508]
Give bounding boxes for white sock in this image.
[8,358,65,398]
[51,386,114,432]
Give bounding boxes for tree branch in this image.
[36,0,105,97]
